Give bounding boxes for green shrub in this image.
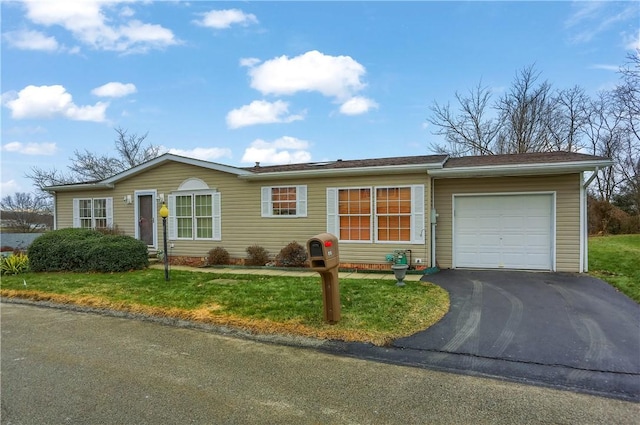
[1,253,29,275]
[245,245,269,266]
[28,228,148,272]
[275,241,308,267]
[207,246,230,265]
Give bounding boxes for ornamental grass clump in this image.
[0,253,29,275]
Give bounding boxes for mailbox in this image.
[307,233,341,324]
[307,232,339,271]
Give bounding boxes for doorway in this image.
[135,192,157,247]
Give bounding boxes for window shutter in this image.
[261,187,271,217]
[326,188,338,237]
[297,185,307,217]
[212,192,221,241]
[105,197,113,227]
[167,194,176,240]
[411,185,425,244]
[72,199,80,228]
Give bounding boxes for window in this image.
[168,192,220,240]
[376,187,411,242]
[327,185,424,244]
[73,198,113,229]
[338,188,371,241]
[261,186,307,217]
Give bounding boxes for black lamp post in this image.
[159,202,170,281]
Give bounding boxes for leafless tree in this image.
[495,65,554,154]
[428,81,502,156]
[26,127,162,192]
[546,85,589,152]
[0,192,52,232]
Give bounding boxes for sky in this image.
[1,0,639,196]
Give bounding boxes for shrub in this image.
[275,241,308,267]
[207,247,230,265]
[1,253,29,275]
[245,245,270,266]
[28,228,148,272]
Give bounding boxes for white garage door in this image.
[453,194,553,270]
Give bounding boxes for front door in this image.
[136,193,155,247]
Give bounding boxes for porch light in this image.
[159,203,169,281]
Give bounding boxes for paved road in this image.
[1,303,637,425]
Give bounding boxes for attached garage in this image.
[453,193,554,270]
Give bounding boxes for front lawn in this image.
[0,270,449,346]
[589,234,640,303]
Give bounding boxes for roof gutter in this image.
[43,182,115,193]
[428,160,614,178]
[238,163,444,181]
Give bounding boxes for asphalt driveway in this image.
[325,270,640,401]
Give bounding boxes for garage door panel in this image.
[454,194,553,270]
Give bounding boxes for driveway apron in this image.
[325,270,640,401]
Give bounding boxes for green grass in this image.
[589,234,640,303]
[0,269,449,345]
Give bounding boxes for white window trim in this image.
[167,190,220,241]
[261,185,307,218]
[327,186,373,243]
[72,197,113,229]
[327,185,425,244]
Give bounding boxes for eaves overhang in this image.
[238,162,445,181]
[44,182,115,193]
[428,159,614,178]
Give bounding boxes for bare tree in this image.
[546,85,589,152]
[495,65,554,154]
[428,81,502,156]
[428,65,582,156]
[26,127,162,192]
[0,192,52,232]
[582,91,625,201]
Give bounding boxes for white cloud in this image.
[339,96,379,115]
[166,147,232,162]
[3,85,108,122]
[91,82,137,98]
[565,2,640,45]
[241,136,312,164]
[0,179,21,194]
[194,9,258,29]
[3,29,59,51]
[1,141,57,155]
[20,0,178,54]
[240,57,261,67]
[248,50,367,100]
[590,64,620,72]
[226,100,304,129]
[623,30,640,50]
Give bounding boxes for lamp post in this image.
[159,202,170,281]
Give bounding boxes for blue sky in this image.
[1,1,638,195]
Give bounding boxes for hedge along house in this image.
[45,151,612,273]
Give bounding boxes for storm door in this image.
[136,193,156,247]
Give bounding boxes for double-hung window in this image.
[327,185,424,244]
[73,198,113,229]
[168,191,220,240]
[261,185,307,217]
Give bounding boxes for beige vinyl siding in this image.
[53,162,432,266]
[433,174,581,272]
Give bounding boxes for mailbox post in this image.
[307,233,341,324]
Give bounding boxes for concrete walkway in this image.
[150,263,425,282]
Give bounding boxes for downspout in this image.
[431,178,437,268]
[581,167,599,272]
[52,191,58,230]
